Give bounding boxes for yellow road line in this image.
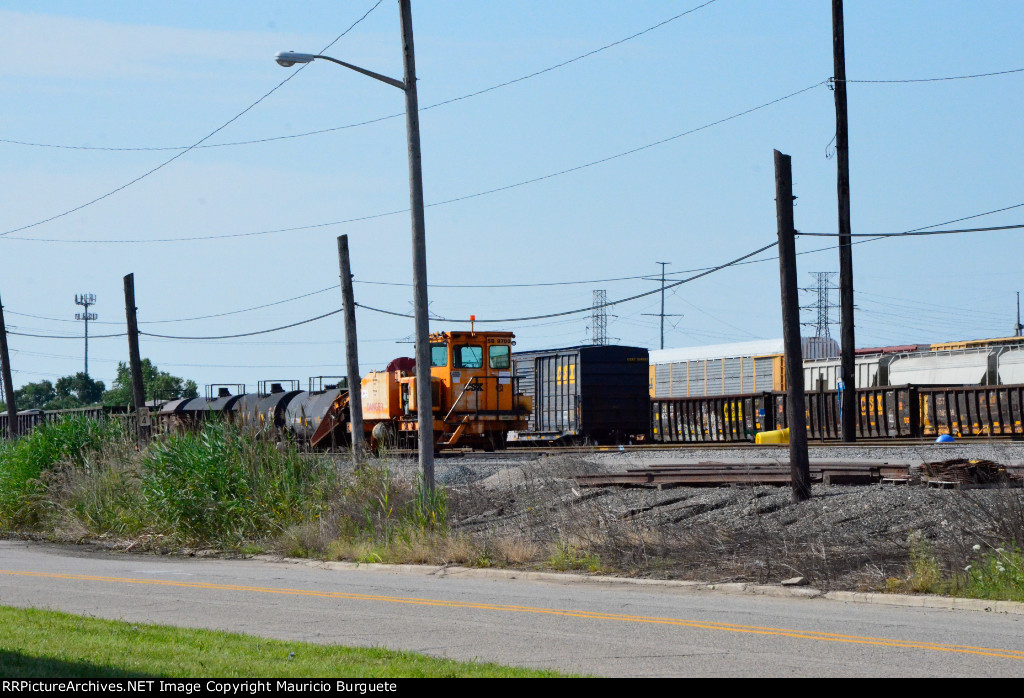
[2,569,1022,661]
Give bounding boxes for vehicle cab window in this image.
[454,345,483,369]
[430,343,448,367]
[489,345,510,369]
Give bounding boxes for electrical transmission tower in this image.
[591,290,608,345]
[75,293,98,376]
[800,272,837,339]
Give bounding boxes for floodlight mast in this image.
[275,1,436,497]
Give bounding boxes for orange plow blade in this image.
[310,392,350,448]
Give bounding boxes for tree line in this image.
[0,359,197,412]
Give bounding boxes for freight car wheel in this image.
[370,422,397,454]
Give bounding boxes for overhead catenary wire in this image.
[0,0,385,239]
[0,1,719,153]
[2,81,827,244]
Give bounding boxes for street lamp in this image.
[276,0,435,494]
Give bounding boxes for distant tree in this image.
[10,374,106,411]
[102,359,198,407]
[14,380,56,410]
[55,372,105,406]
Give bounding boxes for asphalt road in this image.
[1,540,1023,677]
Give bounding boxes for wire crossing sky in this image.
[1,0,1023,390]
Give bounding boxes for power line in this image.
[355,241,778,324]
[0,0,385,239]
[0,1,719,153]
[5,285,339,325]
[2,80,826,244]
[835,66,1024,84]
[9,331,125,339]
[139,309,342,340]
[798,223,1024,238]
[8,202,1019,339]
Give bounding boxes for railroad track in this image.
[303,435,1022,459]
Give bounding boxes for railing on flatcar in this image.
[918,385,1024,438]
[654,386,923,443]
[651,392,775,443]
[773,386,919,439]
[0,405,131,440]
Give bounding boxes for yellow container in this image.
[755,428,790,445]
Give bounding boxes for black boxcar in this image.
[511,345,650,444]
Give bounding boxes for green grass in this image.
[0,416,127,527]
[959,544,1024,602]
[140,422,337,546]
[0,605,569,678]
[884,536,1024,603]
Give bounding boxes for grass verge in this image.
[0,605,569,678]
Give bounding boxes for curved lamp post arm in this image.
[275,51,405,91]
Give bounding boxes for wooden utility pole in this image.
[123,274,149,445]
[0,295,18,439]
[833,0,857,442]
[775,150,811,502]
[337,235,364,464]
[399,0,435,496]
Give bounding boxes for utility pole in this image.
[337,235,364,464]
[642,262,682,349]
[1016,292,1022,337]
[775,150,811,503]
[399,0,435,498]
[75,293,97,376]
[0,294,18,439]
[123,274,149,445]
[658,262,668,349]
[832,0,857,442]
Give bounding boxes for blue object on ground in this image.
[936,434,956,443]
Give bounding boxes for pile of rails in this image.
[922,459,1022,488]
[575,461,913,489]
[577,459,1024,489]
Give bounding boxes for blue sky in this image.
[1,0,1022,393]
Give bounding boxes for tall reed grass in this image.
[0,418,340,549]
[141,422,337,545]
[0,416,127,527]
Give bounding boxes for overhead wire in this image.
[836,66,1024,84]
[355,242,779,323]
[9,199,1022,341]
[798,223,1024,238]
[0,1,719,153]
[0,0,386,239]
[9,331,126,339]
[139,309,342,340]
[2,80,827,244]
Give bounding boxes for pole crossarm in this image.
[311,55,406,91]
